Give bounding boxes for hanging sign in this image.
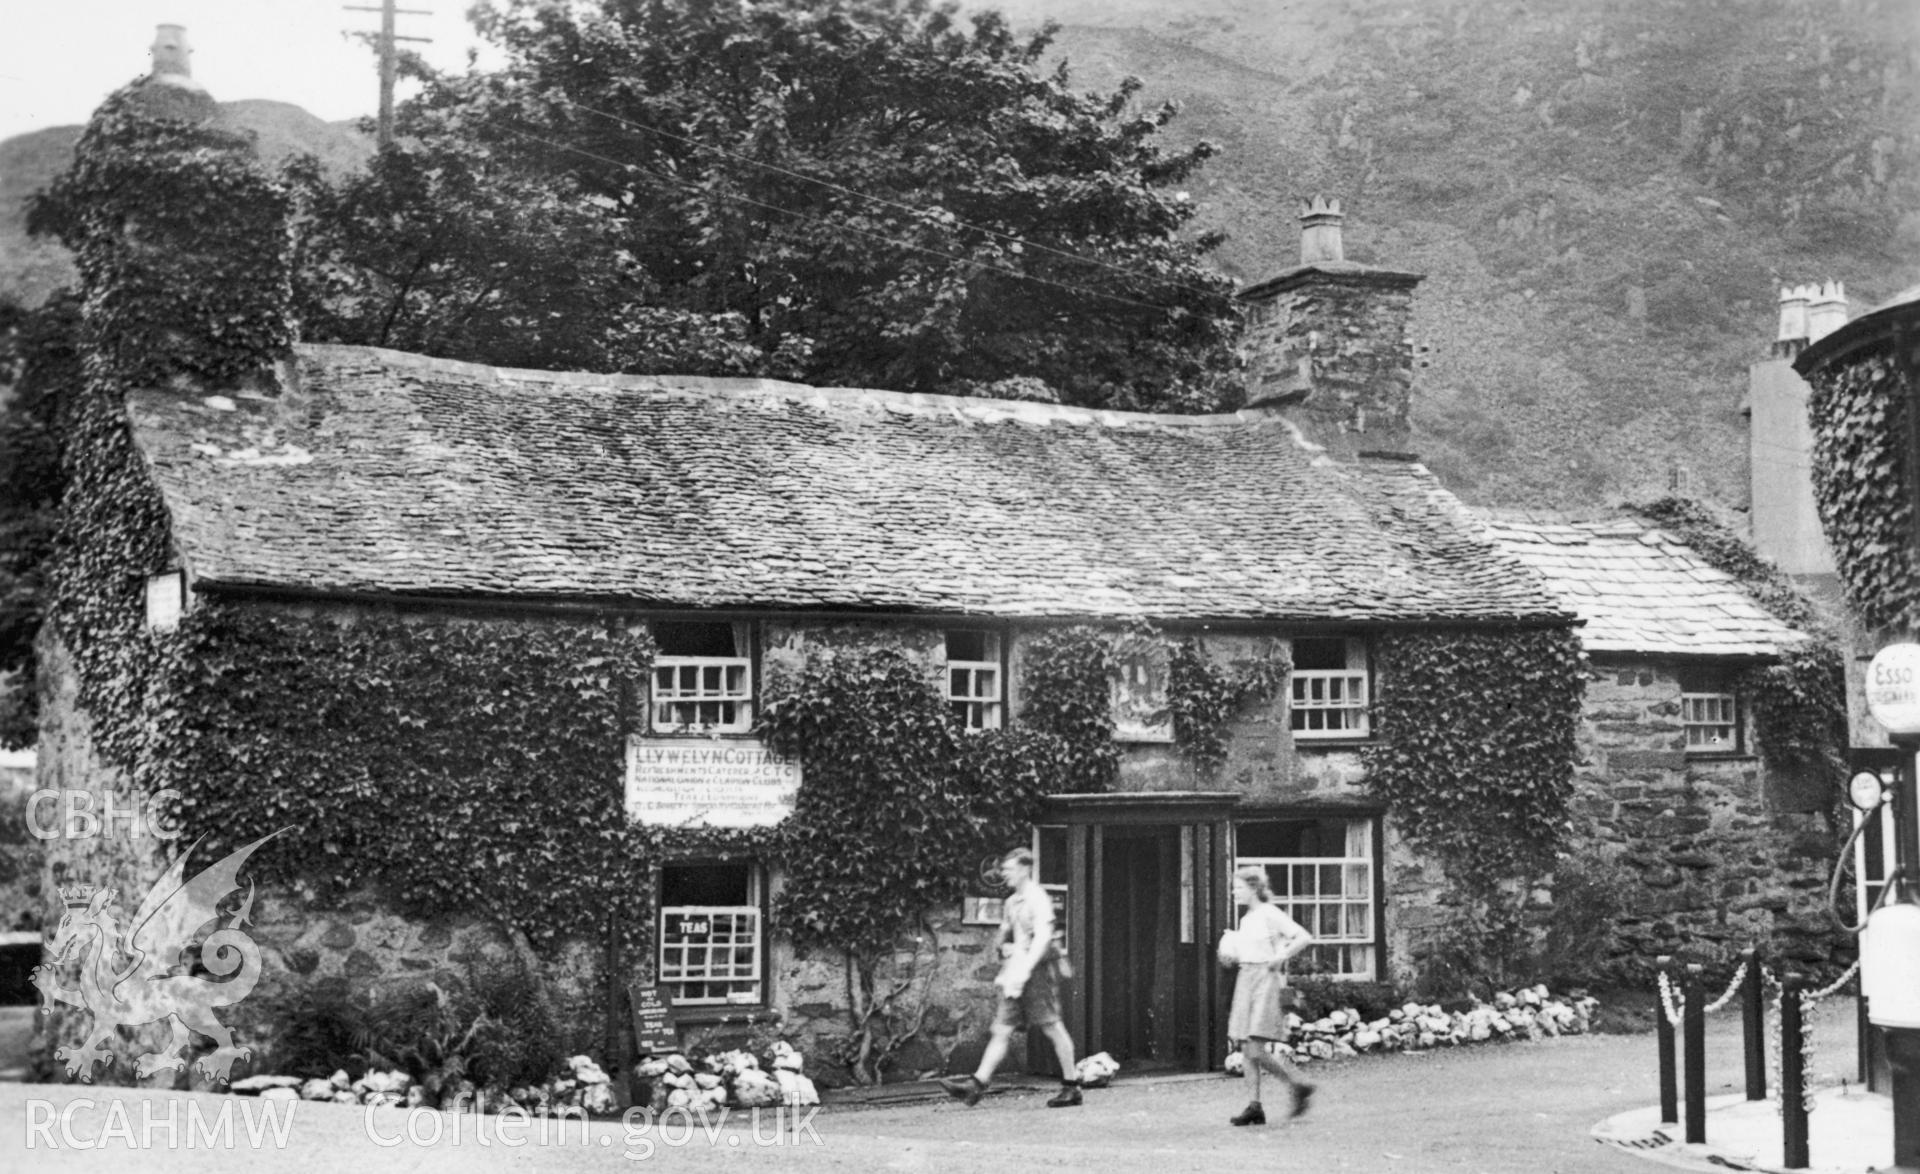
[1866,643,1920,736]
[625,737,801,827]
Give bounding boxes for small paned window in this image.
[651,621,753,734]
[658,862,763,1006]
[945,630,1002,731]
[1289,637,1370,739]
[1679,668,1740,754]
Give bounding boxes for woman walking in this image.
[1223,864,1315,1126]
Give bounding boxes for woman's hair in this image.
[1002,847,1035,870]
[1234,865,1274,902]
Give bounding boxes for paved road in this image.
[0,1001,1861,1173]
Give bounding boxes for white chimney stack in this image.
[1773,284,1810,357]
[1299,196,1345,265]
[1806,281,1850,343]
[150,24,192,80]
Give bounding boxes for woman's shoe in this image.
[1229,1101,1266,1126]
[1289,1083,1316,1119]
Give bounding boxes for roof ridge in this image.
[294,342,1302,433]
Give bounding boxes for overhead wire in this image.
[493,121,1190,315]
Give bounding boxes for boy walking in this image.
[941,847,1083,1108]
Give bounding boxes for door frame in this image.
[1038,792,1242,1071]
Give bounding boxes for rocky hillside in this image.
[992,0,1920,508]
[5,0,1916,511]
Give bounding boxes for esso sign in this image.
[1867,643,1920,736]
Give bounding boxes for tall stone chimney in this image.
[1236,199,1425,458]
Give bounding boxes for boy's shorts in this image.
[992,960,1063,1029]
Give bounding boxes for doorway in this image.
[1097,825,1191,1068]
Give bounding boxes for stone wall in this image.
[1239,273,1421,457]
[1571,656,1839,971]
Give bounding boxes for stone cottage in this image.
[31,181,1636,1085]
[1483,513,1838,969]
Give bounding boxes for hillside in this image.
[4,0,1916,511]
[991,0,1920,508]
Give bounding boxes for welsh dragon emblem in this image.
[32,830,285,1083]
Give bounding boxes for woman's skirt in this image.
[1228,964,1288,1041]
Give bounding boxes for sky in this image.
[1,0,497,143]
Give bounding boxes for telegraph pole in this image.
[344,0,432,147]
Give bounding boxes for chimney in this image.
[1772,284,1811,358]
[1806,281,1850,343]
[150,24,193,81]
[1235,198,1425,458]
[1299,197,1345,265]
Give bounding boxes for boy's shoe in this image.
[940,1074,988,1107]
[1289,1083,1316,1119]
[1229,1101,1266,1126]
[1046,1082,1083,1108]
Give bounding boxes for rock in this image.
[406,1086,427,1107]
[260,1087,299,1103]
[300,1078,335,1101]
[330,1070,352,1090]
[581,1082,617,1115]
[330,1091,360,1105]
[230,1075,303,1093]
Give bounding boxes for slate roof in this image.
[1479,513,1805,657]
[125,344,1571,624]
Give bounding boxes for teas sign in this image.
[1867,643,1920,735]
[625,737,801,827]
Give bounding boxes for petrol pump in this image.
[1859,642,1920,1171]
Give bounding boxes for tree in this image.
[295,0,1242,409]
[0,295,81,747]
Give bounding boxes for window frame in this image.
[1678,666,1743,757]
[656,860,767,1009]
[649,620,756,736]
[1234,814,1382,981]
[943,629,1005,732]
[1288,636,1372,741]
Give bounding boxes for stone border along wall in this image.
[1572,658,1837,970]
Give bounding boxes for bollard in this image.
[1657,956,1679,1125]
[1684,963,1708,1144]
[1742,947,1766,1101]
[1781,974,1809,1170]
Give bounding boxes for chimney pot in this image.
[151,24,192,80]
[1806,280,1850,343]
[1772,283,1810,356]
[1299,196,1345,265]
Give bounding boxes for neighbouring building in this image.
[1482,513,1839,969]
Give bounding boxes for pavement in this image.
[0,994,1893,1173]
[1592,1087,1896,1174]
